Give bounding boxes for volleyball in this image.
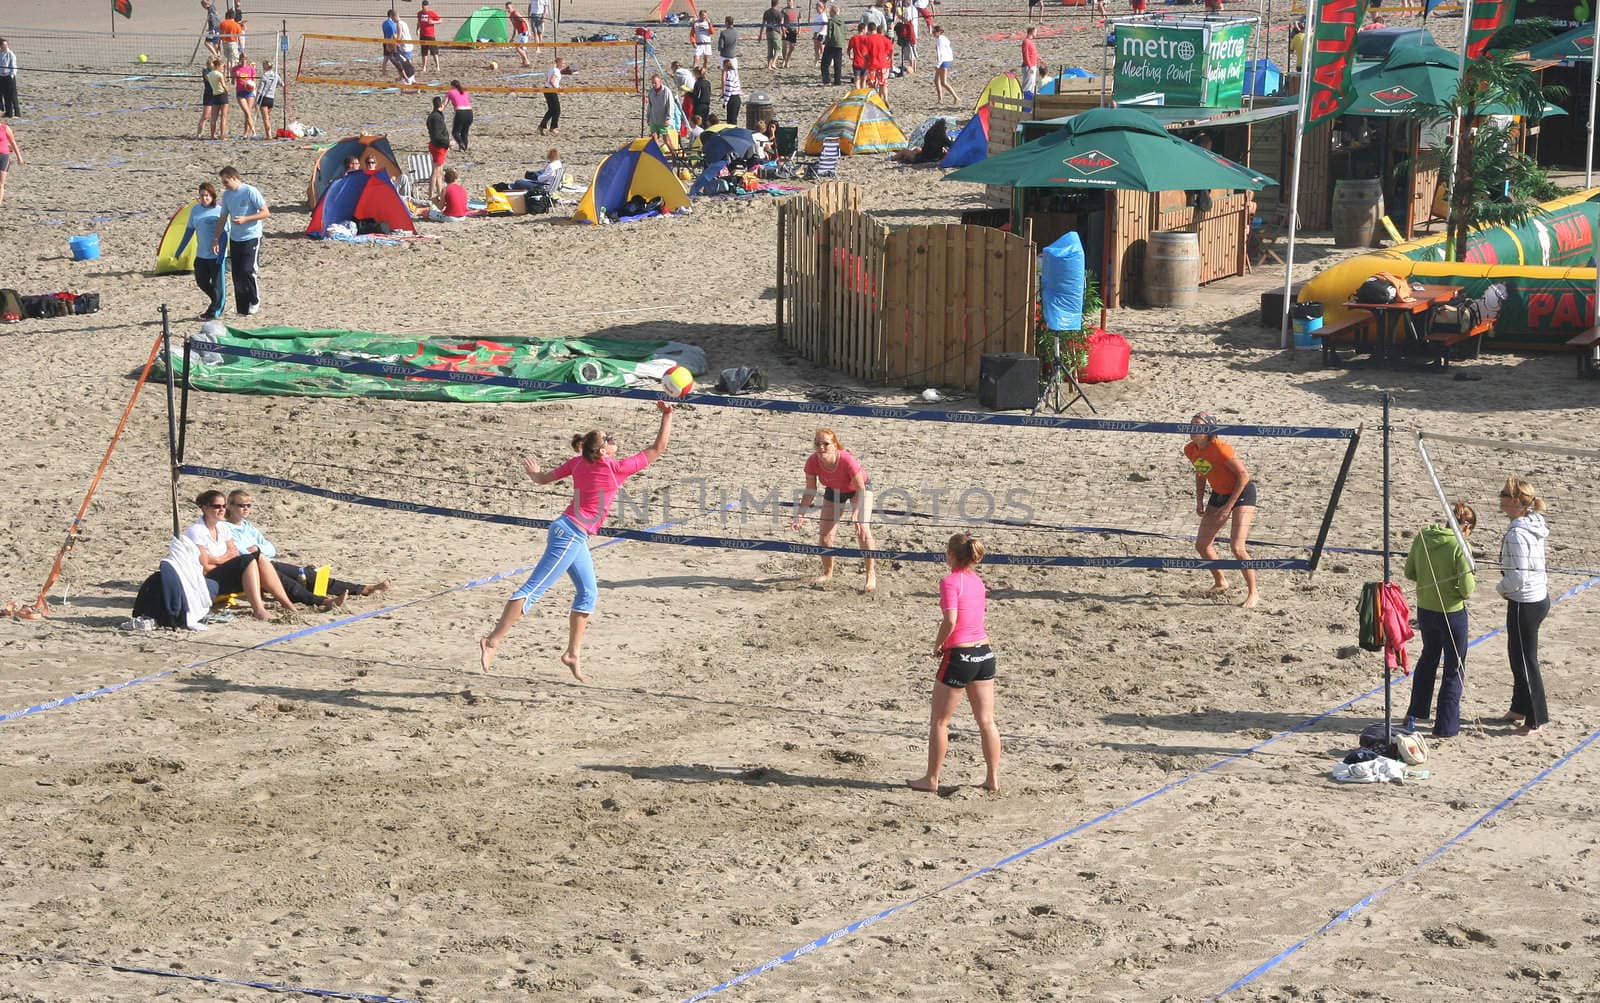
[137,54,149,63]
[489,59,499,69]
[661,365,694,398]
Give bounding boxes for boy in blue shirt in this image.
[213,165,269,317]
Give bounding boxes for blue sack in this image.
[1039,231,1085,332]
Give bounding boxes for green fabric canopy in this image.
[168,326,673,402]
[943,107,1273,191]
[1349,43,1562,117]
[1522,23,1594,62]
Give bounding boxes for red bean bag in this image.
[1081,329,1130,384]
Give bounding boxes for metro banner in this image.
[1466,0,1518,59]
[1303,0,1370,132]
[1112,22,1252,108]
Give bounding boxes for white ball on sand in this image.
[489,59,499,70]
[661,365,694,398]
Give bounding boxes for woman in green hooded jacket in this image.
[1403,501,1476,737]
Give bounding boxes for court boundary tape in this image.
[680,573,1600,1001]
[0,952,421,1003]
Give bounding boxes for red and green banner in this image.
[113,0,133,18]
[1303,0,1370,132]
[1465,0,1518,59]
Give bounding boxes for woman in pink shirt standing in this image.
[790,427,877,592]
[480,400,675,680]
[910,533,1000,793]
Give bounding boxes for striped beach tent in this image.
[803,88,907,156]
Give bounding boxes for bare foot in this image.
[863,577,878,594]
[250,609,276,622]
[811,574,833,586]
[1241,592,1260,609]
[363,579,392,596]
[479,637,497,672]
[982,780,1000,793]
[561,650,585,683]
[1206,584,1230,596]
[1515,724,1543,736]
[907,777,938,792]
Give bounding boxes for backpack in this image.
[0,288,21,324]
[1432,295,1482,335]
[894,19,911,41]
[526,192,553,215]
[1357,581,1384,652]
[715,365,767,395]
[74,292,101,315]
[1355,271,1413,305]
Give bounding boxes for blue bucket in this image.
[1290,303,1324,350]
[68,233,101,261]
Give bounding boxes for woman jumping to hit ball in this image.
[790,427,878,592]
[1183,411,1260,608]
[479,401,674,680]
[910,533,1001,793]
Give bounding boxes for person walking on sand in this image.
[931,25,957,105]
[178,181,227,318]
[1183,412,1260,607]
[254,59,279,136]
[1404,502,1476,738]
[0,39,19,119]
[910,533,1001,794]
[1495,475,1551,735]
[480,401,676,681]
[213,165,268,317]
[529,0,550,44]
[760,0,783,70]
[0,117,21,206]
[446,78,473,150]
[539,57,571,135]
[789,427,878,592]
[417,0,442,72]
[1020,25,1040,94]
[506,3,533,67]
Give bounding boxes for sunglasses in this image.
[602,435,615,445]
[205,504,225,510]
[1499,491,1514,499]
[231,502,252,509]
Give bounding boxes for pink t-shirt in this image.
[441,182,468,217]
[446,87,472,109]
[804,448,867,492]
[553,451,650,533]
[940,568,987,646]
[1021,37,1039,68]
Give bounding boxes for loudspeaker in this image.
[979,352,1039,411]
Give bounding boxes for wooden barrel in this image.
[1332,179,1384,247]
[1143,231,1200,308]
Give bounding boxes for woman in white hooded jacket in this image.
[1495,475,1550,733]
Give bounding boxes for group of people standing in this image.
[196,1,280,139]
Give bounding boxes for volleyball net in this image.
[163,334,1362,576]
[2,27,208,77]
[294,34,642,93]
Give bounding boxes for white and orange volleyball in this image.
[661,365,694,398]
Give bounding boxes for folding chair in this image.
[775,125,799,159]
[812,137,840,179]
[1247,205,1288,271]
[400,152,433,200]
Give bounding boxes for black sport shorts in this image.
[937,644,995,688]
[1207,480,1258,509]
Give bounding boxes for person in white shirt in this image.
[184,488,298,620]
[535,147,564,190]
[932,24,957,105]
[812,1,828,64]
[254,59,279,135]
[529,0,549,43]
[539,56,571,134]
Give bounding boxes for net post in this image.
[1414,430,1474,572]
[1382,393,1392,747]
[1306,424,1361,576]
[161,305,181,538]
[177,337,194,464]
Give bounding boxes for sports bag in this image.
[1431,295,1482,335]
[0,288,21,324]
[74,292,101,314]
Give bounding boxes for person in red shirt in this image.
[867,23,893,100]
[1182,412,1260,608]
[416,0,441,72]
[1020,26,1040,93]
[430,167,469,220]
[506,3,533,66]
[847,21,870,88]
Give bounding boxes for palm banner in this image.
[1304,0,1371,132]
[1465,0,1518,59]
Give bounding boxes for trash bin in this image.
[745,91,774,130]
[1290,301,1325,349]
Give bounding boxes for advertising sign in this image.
[1203,21,1252,106]
[1114,22,1254,108]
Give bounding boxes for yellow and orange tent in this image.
[803,88,907,156]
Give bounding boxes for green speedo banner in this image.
[165,327,675,401]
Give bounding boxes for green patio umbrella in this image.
[1521,23,1594,63]
[1349,43,1562,117]
[944,107,1273,326]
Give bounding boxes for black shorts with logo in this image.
[937,644,995,688]
[1206,481,1258,509]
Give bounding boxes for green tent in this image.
[170,326,677,402]
[454,5,511,43]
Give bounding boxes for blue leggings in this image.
[509,515,597,614]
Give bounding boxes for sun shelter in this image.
[307,135,402,207]
[804,89,907,156]
[573,138,690,223]
[941,106,990,169]
[306,171,418,237]
[454,5,511,42]
[973,73,1023,113]
[156,200,201,274]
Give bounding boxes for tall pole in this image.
[1586,23,1599,187]
[1446,2,1474,255]
[161,306,181,538]
[1277,0,1318,348]
[1382,391,1393,745]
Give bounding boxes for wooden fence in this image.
[778,184,1037,390]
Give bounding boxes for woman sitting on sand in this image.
[480,401,675,681]
[183,488,299,621]
[910,533,1001,793]
[1183,411,1259,608]
[789,427,877,592]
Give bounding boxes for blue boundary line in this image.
[184,340,1355,439]
[1210,573,1600,998]
[2,953,421,1003]
[680,574,1600,1001]
[181,465,1306,572]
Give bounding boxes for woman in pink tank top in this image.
[480,400,674,680]
[910,532,1001,793]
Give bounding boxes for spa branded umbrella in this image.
[944,107,1274,325]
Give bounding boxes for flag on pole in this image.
[113,0,133,17]
[1303,0,1370,132]
[1465,0,1518,59]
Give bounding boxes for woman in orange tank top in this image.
[1182,412,1259,608]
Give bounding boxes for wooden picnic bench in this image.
[1425,317,1493,368]
[1569,325,1600,379]
[1308,313,1375,366]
